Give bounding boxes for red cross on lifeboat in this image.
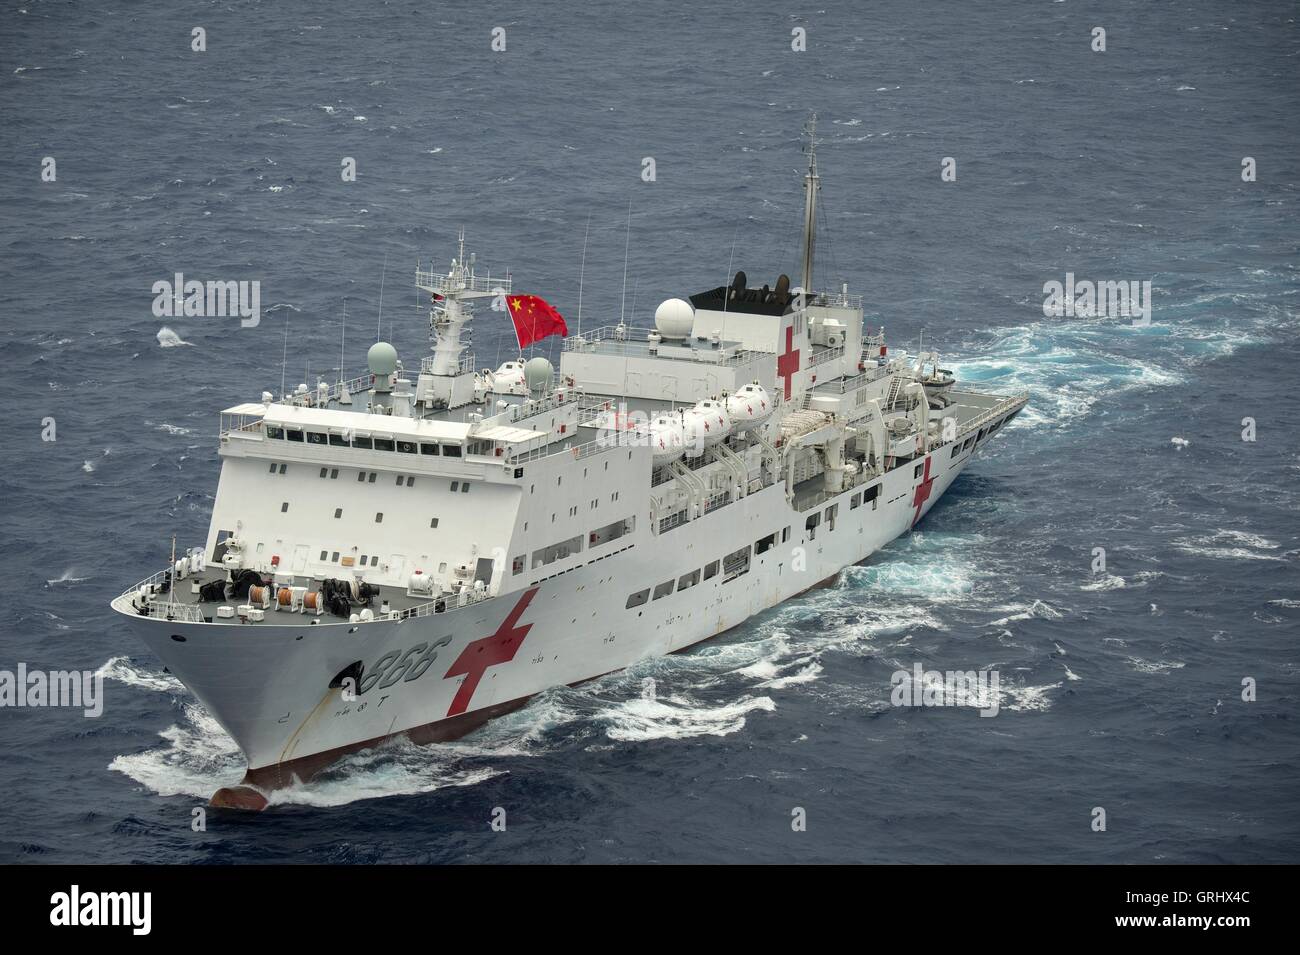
[443,587,539,716]
[776,326,801,400]
[911,456,936,528]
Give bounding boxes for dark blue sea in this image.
[1,0,1297,863]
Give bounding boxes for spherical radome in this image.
[524,356,554,392]
[367,341,399,377]
[654,298,694,339]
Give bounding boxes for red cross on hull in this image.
[911,456,936,527]
[776,325,800,400]
[443,588,539,716]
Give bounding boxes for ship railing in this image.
[658,509,689,534]
[507,435,618,465]
[564,325,762,367]
[280,372,378,409]
[140,601,205,623]
[420,355,476,376]
[119,567,176,600]
[414,267,510,297]
[119,569,206,622]
[808,344,846,367]
[395,585,490,621]
[809,290,864,310]
[954,393,1029,439]
[702,491,731,515]
[811,361,891,396]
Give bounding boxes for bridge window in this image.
[443,445,462,458]
[286,429,304,443]
[652,580,674,600]
[331,552,339,562]
[397,440,417,454]
[420,442,439,455]
[625,588,649,609]
[850,492,861,508]
[512,555,525,575]
[330,468,338,479]
[329,433,349,447]
[805,512,820,540]
[306,431,327,445]
[266,426,284,439]
[374,438,395,452]
[914,462,924,479]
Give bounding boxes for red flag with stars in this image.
[505,294,568,349]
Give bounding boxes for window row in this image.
[264,425,463,457]
[517,517,636,574]
[625,535,781,609]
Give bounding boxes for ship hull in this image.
[114,440,983,809]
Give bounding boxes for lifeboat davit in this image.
[724,382,773,433]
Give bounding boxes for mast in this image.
[800,112,820,298]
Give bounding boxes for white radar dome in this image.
[524,356,554,394]
[367,341,399,377]
[654,298,694,340]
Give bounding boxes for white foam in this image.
[597,679,775,742]
[1081,573,1126,591]
[156,326,192,348]
[97,655,182,693]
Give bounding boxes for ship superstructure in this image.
[112,125,1027,809]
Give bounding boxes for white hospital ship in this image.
[112,126,1027,809]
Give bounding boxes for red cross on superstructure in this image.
[911,456,935,528]
[443,587,539,716]
[777,325,801,400]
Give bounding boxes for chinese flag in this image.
[505,294,568,349]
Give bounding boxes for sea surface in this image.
[1,0,1297,863]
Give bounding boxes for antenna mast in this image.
[376,253,388,343]
[619,200,632,325]
[577,212,591,338]
[800,112,821,298]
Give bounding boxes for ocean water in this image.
[1,0,1297,863]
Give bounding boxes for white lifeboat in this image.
[644,414,685,465]
[486,360,527,395]
[724,382,773,432]
[682,399,731,454]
